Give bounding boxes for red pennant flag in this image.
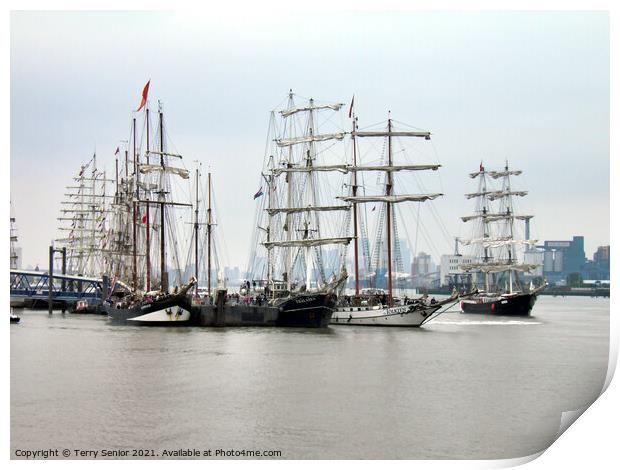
[141,213,148,224]
[114,146,120,155]
[348,94,355,118]
[135,80,150,112]
[479,162,484,172]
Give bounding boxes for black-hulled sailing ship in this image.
[459,162,545,316]
[103,82,196,324]
[331,107,461,326]
[241,91,351,327]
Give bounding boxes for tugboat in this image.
[459,162,545,316]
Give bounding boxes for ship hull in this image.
[331,303,441,327]
[460,292,538,316]
[104,295,192,323]
[274,293,336,328]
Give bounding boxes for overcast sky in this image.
[10,10,609,270]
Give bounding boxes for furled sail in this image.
[263,237,353,249]
[266,205,351,215]
[461,213,534,222]
[338,193,443,204]
[487,170,523,179]
[279,103,344,117]
[139,164,190,179]
[460,237,538,248]
[353,131,431,139]
[465,190,528,200]
[275,133,346,147]
[271,164,349,176]
[349,164,441,172]
[468,169,523,179]
[461,262,538,273]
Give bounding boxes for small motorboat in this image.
[10,313,20,323]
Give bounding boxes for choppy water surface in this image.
[11,296,608,459]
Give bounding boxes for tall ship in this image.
[459,162,545,316]
[102,82,196,323]
[331,104,460,326]
[55,154,113,278]
[240,91,352,327]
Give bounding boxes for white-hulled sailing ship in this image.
[331,106,461,326]
[243,91,351,327]
[459,162,545,316]
[103,82,196,323]
[55,154,113,278]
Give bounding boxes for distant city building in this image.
[583,245,610,280]
[542,236,586,283]
[412,252,436,288]
[398,238,411,275]
[439,254,476,287]
[224,266,241,285]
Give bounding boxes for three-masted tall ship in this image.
[459,162,545,316]
[331,106,460,326]
[244,91,351,327]
[55,154,113,277]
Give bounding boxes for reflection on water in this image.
[11,296,608,459]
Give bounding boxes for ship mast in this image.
[145,108,152,292]
[10,204,18,269]
[158,105,167,292]
[351,112,360,296]
[481,164,490,292]
[194,167,200,293]
[132,118,138,290]
[286,90,294,291]
[386,118,394,305]
[338,117,439,305]
[207,171,212,297]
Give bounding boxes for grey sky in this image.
[10,10,609,270]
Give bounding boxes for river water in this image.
[10,296,609,459]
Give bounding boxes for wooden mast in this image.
[386,117,393,306]
[145,108,151,292]
[132,118,138,290]
[158,107,167,292]
[207,171,212,297]
[351,114,360,296]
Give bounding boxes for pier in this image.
[10,269,106,312]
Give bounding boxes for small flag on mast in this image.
[253,187,264,199]
[135,80,151,112]
[114,146,120,155]
[479,162,484,172]
[141,213,147,224]
[371,206,376,212]
[348,95,355,118]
